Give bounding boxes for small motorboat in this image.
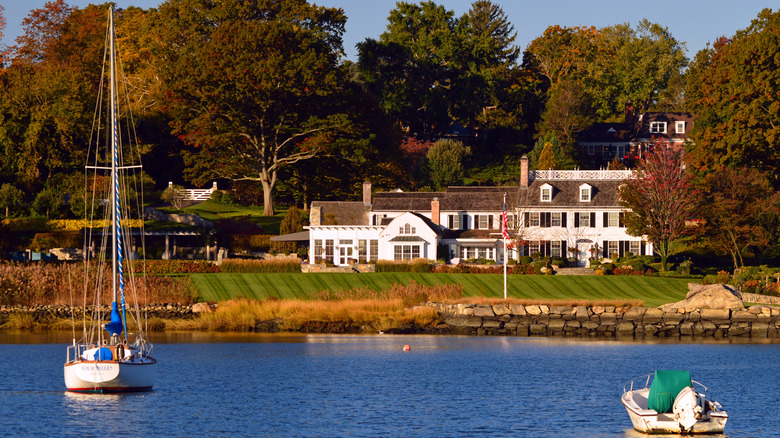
[621,370,728,434]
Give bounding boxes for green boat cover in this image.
[647,370,692,413]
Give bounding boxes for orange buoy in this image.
[403,344,411,351]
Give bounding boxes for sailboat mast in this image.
[109,5,118,305]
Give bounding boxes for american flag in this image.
[502,199,510,240]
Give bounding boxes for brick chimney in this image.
[431,197,440,226]
[625,101,634,124]
[520,155,529,189]
[363,181,372,206]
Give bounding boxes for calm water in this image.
[2,332,779,437]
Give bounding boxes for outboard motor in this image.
[673,386,704,432]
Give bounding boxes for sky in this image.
[1,0,772,60]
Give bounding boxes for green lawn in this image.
[181,200,299,235]
[191,273,691,307]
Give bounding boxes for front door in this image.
[577,241,591,267]
[339,246,352,265]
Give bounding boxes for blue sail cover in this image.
[94,347,114,361]
[104,301,124,335]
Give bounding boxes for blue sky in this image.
[2,0,772,60]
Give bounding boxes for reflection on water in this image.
[1,332,779,437]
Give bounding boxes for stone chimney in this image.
[310,205,322,226]
[625,101,634,124]
[520,155,529,189]
[431,197,440,226]
[363,181,372,206]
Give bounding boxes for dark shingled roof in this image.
[371,192,445,211]
[522,179,622,207]
[310,201,369,225]
[373,187,517,213]
[577,122,632,143]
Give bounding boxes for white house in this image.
[306,156,651,267]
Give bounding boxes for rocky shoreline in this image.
[4,284,779,337]
[2,302,780,339]
[426,302,780,338]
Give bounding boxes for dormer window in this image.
[579,184,592,202]
[540,183,552,202]
[399,223,416,235]
[675,121,686,134]
[649,121,667,134]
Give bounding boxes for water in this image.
[2,332,779,437]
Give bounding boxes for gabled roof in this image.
[310,201,369,225]
[373,187,516,213]
[523,179,622,207]
[577,122,632,143]
[372,192,444,211]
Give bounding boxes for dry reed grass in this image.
[0,262,198,306]
[162,297,442,332]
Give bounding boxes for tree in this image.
[527,21,687,122]
[0,183,24,217]
[357,1,525,147]
[161,184,187,210]
[0,4,6,66]
[426,139,470,190]
[536,141,556,170]
[527,132,575,170]
[697,167,780,269]
[537,77,595,146]
[686,9,780,180]
[32,186,64,219]
[280,206,305,235]
[618,145,699,271]
[155,0,349,216]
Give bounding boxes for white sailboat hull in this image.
[64,359,156,393]
[621,387,728,434]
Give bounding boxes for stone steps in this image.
[554,267,594,275]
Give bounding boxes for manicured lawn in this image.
[181,200,302,235]
[191,273,691,307]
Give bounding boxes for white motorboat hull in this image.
[64,359,156,393]
[622,388,727,434]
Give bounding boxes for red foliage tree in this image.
[618,142,699,271]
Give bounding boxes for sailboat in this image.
[64,5,156,393]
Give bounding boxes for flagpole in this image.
[503,193,507,300]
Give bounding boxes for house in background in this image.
[576,103,694,168]
[306,156,651,267]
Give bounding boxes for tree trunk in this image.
[261,178,275,216]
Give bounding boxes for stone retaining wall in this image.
[427,302,780,338]
[0,303,209,324]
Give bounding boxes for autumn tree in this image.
[0,2,108,192]
[154,0,349,216]
[697,167,780,269]
[527,21,687,122]
[618,145,699,271]
[686,8,780,180]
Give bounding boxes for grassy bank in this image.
[191,273,690,308]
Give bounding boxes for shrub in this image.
[518,256,533,265]
[134,260,220,275]
[220,259,301,273]
[374,259,433,273]
[161,184,187,210]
